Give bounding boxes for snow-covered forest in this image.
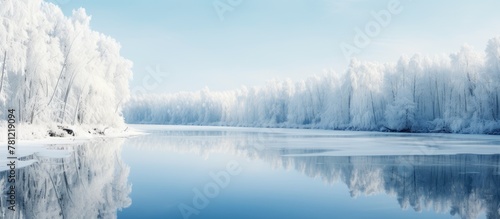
[125,38,500,134]
[0,0,132,128]
[2,0,500,135]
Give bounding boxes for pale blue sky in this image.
[50,0,500,93]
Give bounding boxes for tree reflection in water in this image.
[127,129,500,219]
[2,129,498,219]
[0,138,131,219]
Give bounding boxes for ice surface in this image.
[122,125,500,219]
[130,125,500,156]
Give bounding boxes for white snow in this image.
[0,124,143,171]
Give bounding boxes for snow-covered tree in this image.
[0,0,132,128]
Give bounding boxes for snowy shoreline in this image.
[125,122,500,135]
[0,124,144,171]
[2,123,499,171]
[0,122,145,142]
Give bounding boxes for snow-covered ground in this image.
[0,124,144,171]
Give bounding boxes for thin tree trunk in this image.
[47,33,80,107]
[494,91,498,119]
[47,59,66,106]
[0,51,6,95]
[413,74,416,102]
[61,70,77,123]
[370,91,377,125]
[347,88,352,123]
[30,93,38,124]
[72,73,91,125]
[18,98,22,123]
[72,95,81,125]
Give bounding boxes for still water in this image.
[2,125,500,219]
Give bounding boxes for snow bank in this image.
[0,123,143,170]
[0,119,144,142]
[125,39,500,134]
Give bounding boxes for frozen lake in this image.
[2,125,500,219]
